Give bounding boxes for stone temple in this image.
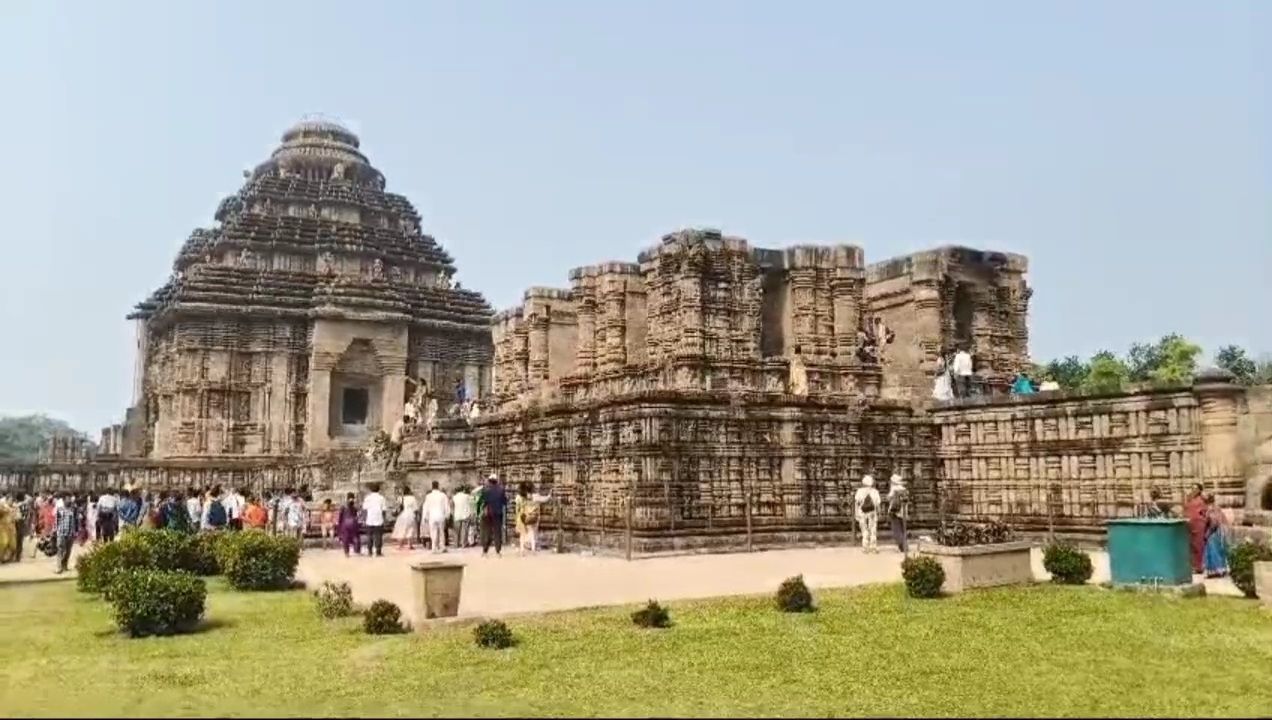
[4,119,1269,553]
[123,120,493,462]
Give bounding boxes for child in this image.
[319,499,336,550]
[285,492,307,546]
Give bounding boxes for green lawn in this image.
[1,578,1270,718]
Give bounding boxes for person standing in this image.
[451,485,475,548]
[421,481,451,554]
[478,474,508,557]
[117,489,142,534]
[854,475,882,553]
[336,493,362,556]
[1201,491,1230,578]
[1183,483,1206,574]
[361,483,387,557]
[391,485,419,550]
[225,488,245,531]
[96,488,118,543]
[514,482,552,554]
[886,474,911,554]
[52,493,78,574]
[952,346,974,398]
[14,492,34,561]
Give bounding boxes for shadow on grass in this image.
[0,575,77,589]
[92,615,237,639]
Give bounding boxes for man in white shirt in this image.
[421,481,451,554]
[223,488,245,531]
[361,483,387,557]
[854,475,882,553]
[451,485,475,548]
[952,347,974,398]
[385,416,407,470]
[96,489,119,542]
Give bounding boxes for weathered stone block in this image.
[1254,561,1272,607]
[917,540,1034,593]
[411,561,465,621]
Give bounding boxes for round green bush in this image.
[189,532,228,576]
[219,530,301,591]
[314,581,358,620]
[107,569,207,638]
[362,599,408,634]
[902,555,946,598]
[129,529,195,573]
[1229,540,1272,599]
[473,619,515,649]
[631,600,672,629]
[75,539,153,595]
[1043,542,1094,585]
[775,574,815,613]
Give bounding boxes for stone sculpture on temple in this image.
[318,252,336,277]
[331,162,346,181]
[371,258,385,281]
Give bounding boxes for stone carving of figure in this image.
[371,258,385,280]
[236,248,254,268]
[398,217,415,235]
[318,251,336,277]
[437,273,453,290]
[277,164,291,179]
[307,203,319,218]
[331,162,346,181]
[789,348,809,396]
[388,265,402,282]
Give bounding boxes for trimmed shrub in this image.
[362,599,409,635]
[314,581,358,620]
[188,532,228,576]
[473,619,515,649]
[107,569,207,638]
[775,575,815,613]
[75,539,153,595]
[902,555,946,598]
[1229,540,1272,599]
[630,600,672,629]
[936,520,1015,547]
[129,529,194,573]
[219,531,301,591]
[1043,542,1094,585]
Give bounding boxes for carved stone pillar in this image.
[787,267,817,355]
[527,312,550,383]
[573,272,597,375]
[1195,368,1246,511]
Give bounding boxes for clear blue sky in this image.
[0,1,1267,433]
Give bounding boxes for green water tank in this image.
[1106,518,1193,586]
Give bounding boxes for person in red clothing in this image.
[1183,483,1206,574]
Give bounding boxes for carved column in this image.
[1195,368,1246,512]
[599,273,628,371]
[527,311,550,383]
[511,318,530,396]
[572,270,597,375]
[831,246,864,361]
[787,266,817,356]
[676,259,704,358]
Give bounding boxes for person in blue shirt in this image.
[52,493,79,574]
[117,490,142,533]
[1011,371,1036,395]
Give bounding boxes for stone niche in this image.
[329,339,383,439]
[307,319,408,452]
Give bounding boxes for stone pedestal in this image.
[917,540,1034,593]
[1254,561,1272,606]
[411,561,464,620]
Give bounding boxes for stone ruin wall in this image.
[478,230,933,552]
[866,247,1030,401]
[930,375,1259,537]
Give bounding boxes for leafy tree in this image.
[1216,345,1261,385]
[0,414,90,463]
[1126,333,1201,385]
[1040,355,1089,391]
[1081,351,1130,393]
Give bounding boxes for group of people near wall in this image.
[1145,483,1232,578]
[932,346,1062,401]
[329,475,552,557]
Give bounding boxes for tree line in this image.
[1027,334,1272,393]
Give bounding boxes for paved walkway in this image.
[1,543,1242,622]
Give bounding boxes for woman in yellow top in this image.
[513,482,552,554]
[0,502,19,563]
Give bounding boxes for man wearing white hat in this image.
[886,473,911,553]
[854,475,882,553]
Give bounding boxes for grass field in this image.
[1,578,1270,718]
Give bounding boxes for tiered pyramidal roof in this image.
[131,119,493,331]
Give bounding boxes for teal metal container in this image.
[1106,518,1193,586]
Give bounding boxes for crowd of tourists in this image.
[0,472,556,572]
[930,346,1062,401]
[332,475,552,558]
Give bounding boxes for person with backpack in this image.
[205,488,229,531]
[854,474,882,553]
[514,482,553,554]
[886,473,911,554]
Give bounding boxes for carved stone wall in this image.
[866,247,1029,402]
[929,374,1249,535]
[475,392,932,553]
